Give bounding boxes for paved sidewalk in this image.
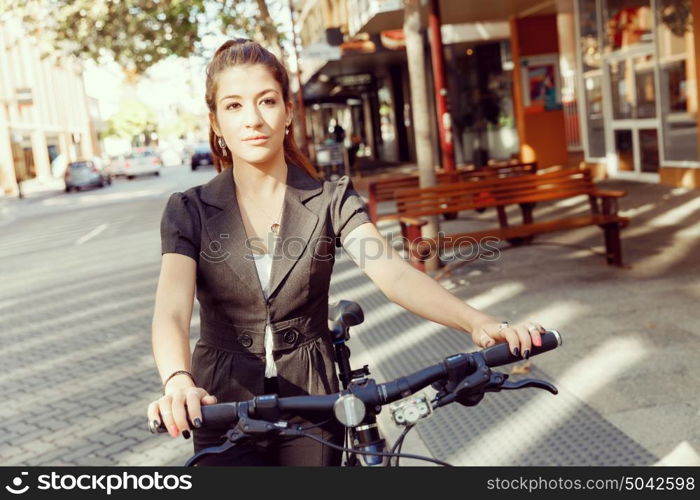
[0,177,66,226]
[348,177,700,465]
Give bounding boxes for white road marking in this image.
[76,223,108,245]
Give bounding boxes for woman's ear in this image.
[209,112,221,136]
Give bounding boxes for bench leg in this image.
[403,224,426,270]
[518,202,536,244]
[408,237,435,272]
[443,211,458,220]
[602,223,623,266]
[497,206,509,228]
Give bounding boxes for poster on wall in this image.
[521,54,562,113]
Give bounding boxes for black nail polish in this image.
[513,347,520,357]
[182,430,191,440]
[152,420,159,432]
[193,418,202,428]
[524,349,530,360]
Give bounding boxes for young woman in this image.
[147,39,546,466]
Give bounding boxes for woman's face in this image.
[211,64,291,166]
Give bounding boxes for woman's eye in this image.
[225,102,241,110]
[261,98,276,106]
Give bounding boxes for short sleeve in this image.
[330,175,372,247]
[160,192,201,261]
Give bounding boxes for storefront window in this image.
[608,54,656,119]
[614,129,634,171]
[584,73,606,157]
[580,0,602,71]
[657,0,698,162]
[602,0,654,52]
[639,128,660,172]
[10,132,35,180]
[579,0,605,159]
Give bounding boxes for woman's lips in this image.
[243,136,269,145]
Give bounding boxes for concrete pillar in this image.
[0,126,17,195]
[31,130,51,179]
[59,132,73,163]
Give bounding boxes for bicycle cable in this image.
[389,424,414,467]
[287,429,452,467]
[296,417,334,432]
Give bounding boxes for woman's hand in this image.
[470,319,546,358]
[147,377,218,439]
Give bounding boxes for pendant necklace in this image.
[237,186,286,236]
[270,200,284,235]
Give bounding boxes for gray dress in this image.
[160,163,371,453]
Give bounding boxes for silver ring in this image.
[527,323,539,332]
[497,321,509,332]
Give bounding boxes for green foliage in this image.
[159,111,206,139]
[105,99,158,141]
[12,0,288,77]
[16,0,207,75]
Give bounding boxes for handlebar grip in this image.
[199,402,241,427]
[481,330,562,367]
[154,402,242,433]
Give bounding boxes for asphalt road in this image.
[0,164,219,466]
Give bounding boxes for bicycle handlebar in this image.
[156,330,562,433]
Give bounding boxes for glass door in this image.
[600,0,661,178]
[605,51,660,176]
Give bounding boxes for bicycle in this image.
[153,300,562,466]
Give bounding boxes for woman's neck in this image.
[231,153,288,199]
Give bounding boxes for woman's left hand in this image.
[470,319,546,358]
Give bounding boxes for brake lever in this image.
[498,378,558,395]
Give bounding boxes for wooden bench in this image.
[392,167,629,270]
[367,161,537,223]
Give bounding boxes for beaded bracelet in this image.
[162,370,196,394]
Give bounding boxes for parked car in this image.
[123,148,162,179]
[105,155,126,177]
[191,143,213,170]
[64,159,112,192]
[159,147,183,167]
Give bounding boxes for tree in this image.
[105,99,158,145]
[403,0,439,271]
[12,0,289,80]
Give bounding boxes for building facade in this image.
[0,18,96,197]
[575,0,700,186]
[296,0,700,187]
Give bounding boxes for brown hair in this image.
[205,39,318,179]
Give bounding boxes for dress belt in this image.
[199,315,328,355]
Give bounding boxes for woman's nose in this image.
[242,104,263,127]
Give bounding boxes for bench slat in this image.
[432,214,630,245]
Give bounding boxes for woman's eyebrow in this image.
[219,88,279,102]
